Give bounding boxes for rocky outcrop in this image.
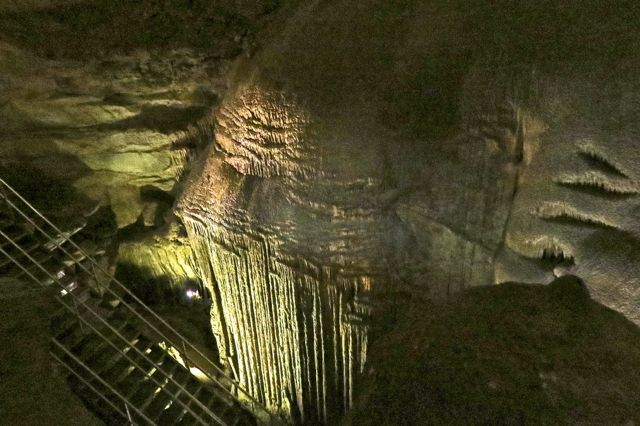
[346,277,640,425]
[0,41,225,227]
[176,1,640,424]
[117,223,199,291]
[0,0,283,227]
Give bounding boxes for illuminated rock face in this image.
[495,71,640,324]
[179,90,383,421]
[0,41,222,226]
[178,1,640,423]
[177,3,520,422]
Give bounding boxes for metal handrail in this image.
[51,339,157,425]
[50,351,130,422]
[54,295,222,426]
[0,177,277,423]
[0,232,222,426]
[1,194,241,400]
[0,245,132,422]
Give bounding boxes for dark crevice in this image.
[578,150,628,178]
[92,104,209,134]
[539,214,618,231]
[555,181,638,199]
[538,247,575,271]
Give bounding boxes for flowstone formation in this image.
[177,1,640,423]
[177,1,518,422]
[495,72,640,324]
[179,92,377,423]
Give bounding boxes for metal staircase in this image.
[0,178,281,426]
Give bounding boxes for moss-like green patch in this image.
[347,276,640,425]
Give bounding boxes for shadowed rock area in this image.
[346,276,640,425]
[0,279,102,425]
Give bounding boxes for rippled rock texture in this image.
[0,0,279,227]
[177,1,640,423]
[3,1,640,424]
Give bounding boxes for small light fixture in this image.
[185,288,200,299]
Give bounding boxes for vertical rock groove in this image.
[181,215,372,423]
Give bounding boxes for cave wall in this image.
[175,1,521,422]
[177,1,640,423]
[3,1,640,425]
[0,0,283,226]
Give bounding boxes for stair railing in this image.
[49,351,142,424]
[0,237,221,426]
[0,177,281,425]
[50,350,132,421]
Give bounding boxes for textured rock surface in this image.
[346,278,640,425]
[177,2,517,422]
[3,1,640,424]
[117,223,199,291]
[0,40,223,227]
[496,72,640,325]
[0,0,280,227]
[177,1,640,423]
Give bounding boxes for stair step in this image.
[51,309,79,333]
[157,397,189,426]
[120,368,152,402]
[176,415,202,426]
[86,347,124,375]
[106,325,141,350]
[55,325,92,350]
[147,382,178,416]
[12,249,64,282]
[143,346,168,366]
[0,224,33,249]
[164,389,198,423]
[103,359,138,385]
[179,385,212,424]
[158,385,204,425]
[53,319,84,345]
[70,375,127,425]
[42,223,86,252]
[0,240,41,270]
[57,291,104,326]
[208,393,233,420]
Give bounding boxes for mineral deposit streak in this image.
[182,215,372,423]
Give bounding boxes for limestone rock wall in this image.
[183,217,371,423]
[174,2,526,422]
[117,223,199,291]
[0,0,284,227]
[0,41,226,227]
